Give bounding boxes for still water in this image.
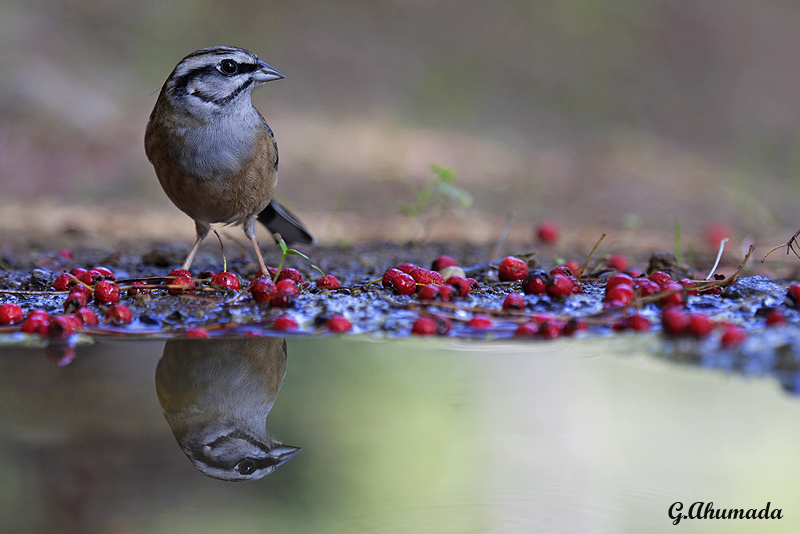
[1,335,799,533]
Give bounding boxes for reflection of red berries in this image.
[502,293,525,310]
[498,256,528,282]
[0,303,24,325]
[327,315,353,333]
[536,221,559,244]
[468,315,493,329]
[787,284,800,306]
[765,309,787,327]
[720,323,746,347]
[186,328,211,338]
[538,321,562,339]
[412,316,437,335]
[75,307,98,326]
[514,322,538,337]
[48,315,75,339]
[686,313,714,338]
[274,316,299,330]
[661,306,689,336]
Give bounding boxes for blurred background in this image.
[1,0,800,247]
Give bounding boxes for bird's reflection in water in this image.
[155,337,300,481]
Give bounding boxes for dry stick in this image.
[761,229,800,262]
[577,233,606,278]
[705,238,728,280]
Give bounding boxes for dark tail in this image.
[257,200,315,245]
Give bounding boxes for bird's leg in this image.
[244,218,270,276]
[182,221,211,272]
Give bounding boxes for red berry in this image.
[410,267,437,286]
[411,316,437,335]
[648,271,673,289]
[538,321,563,339]
[391,273,416,295]
[502,293,526,310]
[498,256,528,282]
[270,290,295,308]
[277,268,304,285]
[550,265,574,277]
[468,314,493,329]
[168,275,195,295]
[129,280,150,296]
[94,280,120,305]
[788,284,800,306]
[21,310,50,336]
[326,315,353,333]
[382,268,404,288]
[211,272,241,291]
[90,266,116,281]
[317,274,340,288]
[185,328,210,339]
[720,323,746,347]
[446,276,471,297]
[765,309,787,327]
[686,313,714,338]
[396,263,417,274]
[64,285,91,312]
[274,315,299,330]
[438,284,455,302]
[546,274,573,298]
[47,315,75,339]
[661,306,689,336]
[678,279,698,296]
[53,273,73,291]
[705,223,732,247]
[563,318,588,336]
[417,284,440,300]
[633,278,659,297]
[514,322,538,337]
[605,283,635,305]
[275,279,299,297]
[607,254,628,272]
[431,256,458,271]
[536,220,559,244]
[0,303,24,325]
[74,307,99,326]
[522,271,547,295]
[606,273,634,292]
[106,304,133,325]
[250,278,276,302]
[168,268,192,279]
[658,281,685,307]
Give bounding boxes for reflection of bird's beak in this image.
[271,445,301,466]
[253,61,285,83]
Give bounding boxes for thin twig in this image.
[706,238,728,280]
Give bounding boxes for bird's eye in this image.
[235,459,257,475]
[219,59,239,75]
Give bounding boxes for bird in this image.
[155,336,301,481]
[145,46,313,275]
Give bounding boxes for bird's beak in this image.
[253,61,285,83]
[270,445,301,466]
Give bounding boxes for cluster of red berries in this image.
[381,256,476,301]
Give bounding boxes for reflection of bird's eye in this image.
[236,459,257,475]
[219,59,239,75]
